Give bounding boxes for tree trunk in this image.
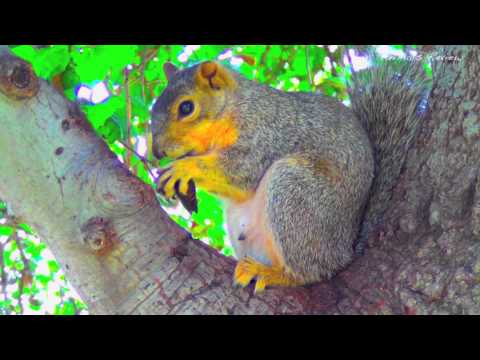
[1,45,479,314]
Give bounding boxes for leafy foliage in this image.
[0,221,87,315]
[1,44,420,314]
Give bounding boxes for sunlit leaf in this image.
[47,260,60,274]
[0,225,13,237]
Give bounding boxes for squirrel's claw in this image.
[233,257,259,289]
[157,162,193,199]
[234,257,302,293]
[233,257,270,293]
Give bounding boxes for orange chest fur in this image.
[169,116,239,154]
[167,116,254,203]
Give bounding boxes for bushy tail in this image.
[348,56,431,254]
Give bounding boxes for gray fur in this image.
[221,76,375,281]
[348,58,430,254]
[151,59,428,284]
[266,151,373,282]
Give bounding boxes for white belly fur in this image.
[222,169,275,266]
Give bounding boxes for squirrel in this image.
[151,56,428,293]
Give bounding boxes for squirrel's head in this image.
[151,61,239,160]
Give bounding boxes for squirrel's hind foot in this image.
[233,257,303,293]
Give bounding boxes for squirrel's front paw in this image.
[157,160,193,199]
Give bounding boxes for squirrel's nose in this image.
[153,146,166,159]
[152,134,167,159]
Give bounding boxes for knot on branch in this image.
[61,102,94,133]
[0,53,39,100]
[81,217,118,256]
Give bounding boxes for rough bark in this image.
[0,45,479,314]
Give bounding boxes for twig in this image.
[14,235,31,284]
[12,225,30,314]
[135,46,163,168]
[71,297,80,315]
[259,45,272,68]
[140,48,147,101]
[124,67,133,171]
[345,45,355,74]
[0,242,9,312]
[257,45,272,80]
[117,140,157,181]
[306,45,315,91]
[326,45,338,77]
[139,46,161,101]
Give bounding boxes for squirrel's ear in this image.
[163,62,178,82]
[195,61,236,90]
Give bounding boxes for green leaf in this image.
[136,161,153,186]
[61,67,81,90]
[47,260,60,274]
[11,45,37,62]
[11,289,20,299]
[170,215,189,230]
[191,224,208,239]
[145,56,166,83]
[33,45,71,80]
[0,225,13,237]
[12,45,71,80]
[299,80,311,92]
[14,261,24,271]
[3,249,13,268]
[18,223,33,235]
[158,156,174,168]
[36,274,51,287]
[292,51,307,77]
[98,117,122,144]
[54,300,76,315]
[29,299,42,311]
[71,47,106,82]
[75,299,87,311]
[63,301,76,315]
[310,46,327,72]
[195,45,229,62]
[71,45,138,83]
[208,232,224,249]
[24,238,45,260]
[63,88,76,101]
[222,246,234,257]
[82,96,122,129]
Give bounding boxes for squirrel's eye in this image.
[179,100,194,117]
